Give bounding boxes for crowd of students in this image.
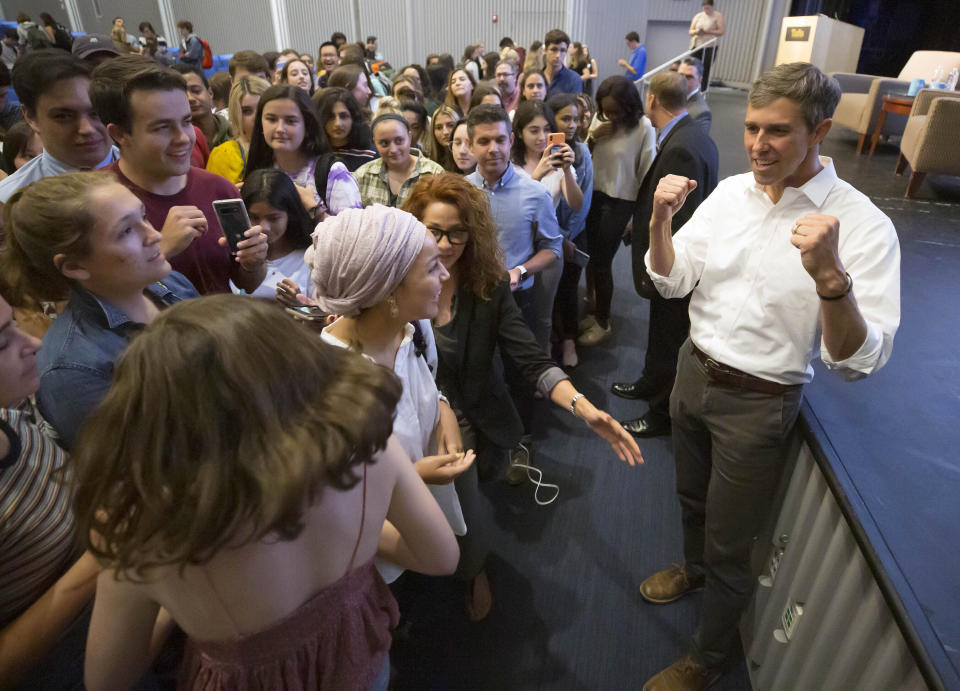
[0,13,901,691]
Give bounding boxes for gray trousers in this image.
[669,339,803,670]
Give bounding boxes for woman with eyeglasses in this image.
[401,174,642,620]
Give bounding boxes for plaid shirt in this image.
[353,149,446,208]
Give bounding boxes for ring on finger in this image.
[791,223,800,235]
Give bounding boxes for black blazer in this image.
[631,113,719,296]
[435,278,561,450]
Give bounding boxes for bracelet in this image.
[817,272,852,301]
[570,393,585,416]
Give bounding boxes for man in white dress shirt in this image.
[640,62,900,690]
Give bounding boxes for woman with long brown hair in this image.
[443,67,476,116]
[402,173,642,620]
[73,295,459,689]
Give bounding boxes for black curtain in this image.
[791,0,960,76]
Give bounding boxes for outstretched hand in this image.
[576,400,643,467]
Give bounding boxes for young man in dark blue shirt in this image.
[543,29,582,97]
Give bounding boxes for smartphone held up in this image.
[212,199,251,255]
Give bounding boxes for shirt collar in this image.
[80,280,179,330]
[657,112,687,148]
[797,156,838,207]
[688,87,701,99]
[479,161,515,190]
[376,149,424,182]
[40,146,119,175]
[749,156,838,208]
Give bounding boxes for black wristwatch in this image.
[516,264,529,283]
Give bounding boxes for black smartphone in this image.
[212,199,251,255]
[285,305,327,322]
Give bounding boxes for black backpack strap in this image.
[313,153,344,211]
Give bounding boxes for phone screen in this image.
[212,199,251,255]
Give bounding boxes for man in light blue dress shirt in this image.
[465,105,562,347]
[0,51,117,206]
[466,104,563,483]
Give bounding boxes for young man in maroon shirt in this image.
[90,57,267,294]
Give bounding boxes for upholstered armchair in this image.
[895,89,960,197]
[831,50,960,153]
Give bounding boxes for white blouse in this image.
[321,319,467,583]
[588,113,656,201]
[515,165,577,208]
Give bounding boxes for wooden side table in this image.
[870,95,914,157]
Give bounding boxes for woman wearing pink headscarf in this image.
[307,205,475,582]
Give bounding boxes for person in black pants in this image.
[578,77,655,346]
[613,71,718,438]
[402,173,642,621]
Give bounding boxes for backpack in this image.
[200,37,213,69]
[312,153,343,212]
[52,24,73,51]
[25,24,52,51]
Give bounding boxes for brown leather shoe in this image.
[642,655,721,691]
[639,565,705,604]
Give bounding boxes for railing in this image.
[632,38,718,102]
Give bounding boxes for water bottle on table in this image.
[947,68,959,91]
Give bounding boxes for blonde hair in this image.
[228,74,270,143]
[373,95,403,118]
[1,170,116,304]
[71,295,402,577]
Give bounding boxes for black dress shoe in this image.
[621,414,672,438]
[611,378,660,400]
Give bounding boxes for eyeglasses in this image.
[430,227,469,245]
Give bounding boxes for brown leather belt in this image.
[691,343,801,396]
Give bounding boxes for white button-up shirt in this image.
[645,157,900,385]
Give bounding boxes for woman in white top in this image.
[230,169,313,299]
[307,205,476,583]
[511,100,582,209]
[689,0,724,90]
[579,76,655,346]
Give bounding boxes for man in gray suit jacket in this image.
[679,57,711,134]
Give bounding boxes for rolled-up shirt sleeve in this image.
[821,215,901,379]
[533,191,563,261]
[643,187,717,298]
